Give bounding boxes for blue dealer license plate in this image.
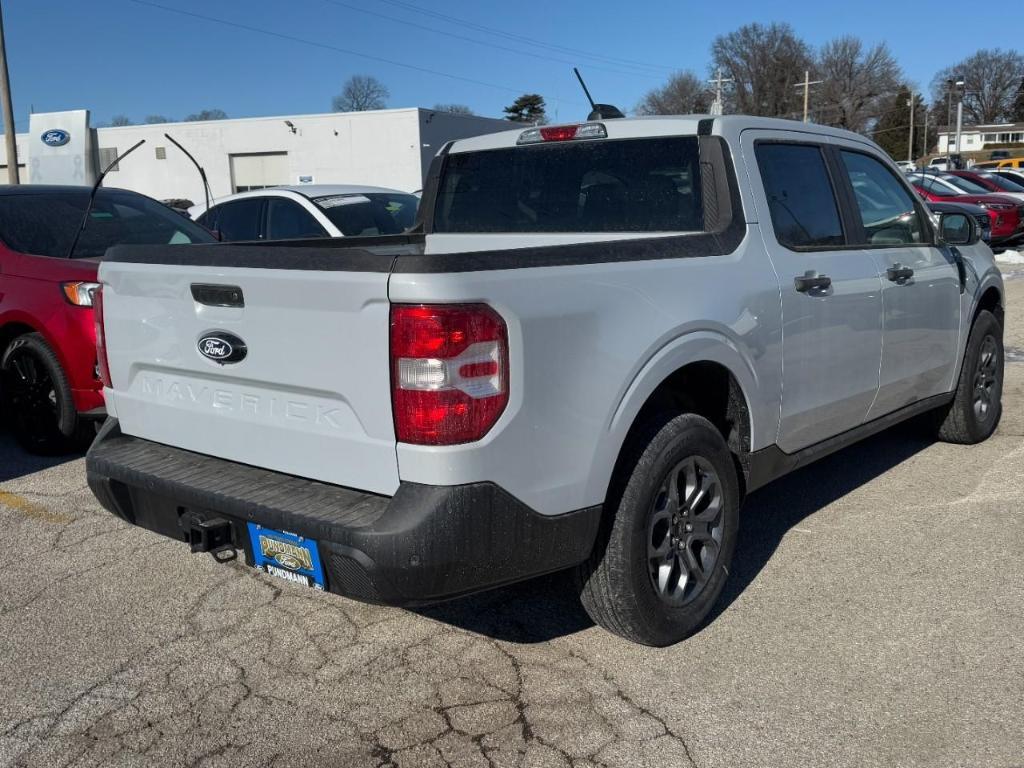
[247,523,326,590]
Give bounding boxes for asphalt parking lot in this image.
[2,276,1022,768]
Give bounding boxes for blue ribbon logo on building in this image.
[40,129,70,147]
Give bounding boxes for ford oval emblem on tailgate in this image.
[198,331,247,364]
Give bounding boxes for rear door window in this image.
[434,136,703,233]
[213,198,264,241]
[266,198,326,240]
[755,143,845,249]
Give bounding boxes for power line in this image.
[317,0,661,81]
[372,0,676,75]
[120,0,574,103]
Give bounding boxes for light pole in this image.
[945,78,955,167]
[953,80,967,162]
[921,108,928,159]
[907,93,915,163]
[945,77,964,167]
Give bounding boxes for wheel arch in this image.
[0,319,43,360]
[973,282,1004,328]
[595,332,765,506]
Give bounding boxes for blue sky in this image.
[1,0,994,130]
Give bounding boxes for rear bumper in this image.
[85,420,601,606]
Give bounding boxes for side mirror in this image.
[939,212,979,246]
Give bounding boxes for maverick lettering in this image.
[139,376,345,430]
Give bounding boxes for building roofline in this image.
[96,106,508,131]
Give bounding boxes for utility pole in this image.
[707,68,733,116]
[793,71,823,123]
[907,92,915,163]
[0,0,19,184]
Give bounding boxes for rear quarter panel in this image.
[389,231,782,516]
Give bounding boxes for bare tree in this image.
[815,37,902,132]
[110,115,133,126]
[144,115,171,124]
[185,109,228,122]
[432,103,474,116]
[711,22,812,117]
[635,71,710,115]
[332,75,389,112]
[931,49,1024,124]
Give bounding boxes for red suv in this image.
[909,173,1024,245]
[0,186,214,453]
[944,169,1024,200]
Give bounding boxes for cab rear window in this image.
[434,137,703,234]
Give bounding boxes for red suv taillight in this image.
[390,304,509,445]
[94,285,112,388]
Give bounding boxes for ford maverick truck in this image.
[86,116,1004,646]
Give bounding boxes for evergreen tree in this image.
[873,87,925,161]
[1011,77,1024,123]
[503,94,547,124]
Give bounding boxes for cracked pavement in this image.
[2,279,1023,768]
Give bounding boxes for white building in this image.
[0,107,511,204]
[937,122,1024,154]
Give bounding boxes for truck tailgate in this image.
[98,243,403,496]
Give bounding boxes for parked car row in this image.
[907,169,1024,248]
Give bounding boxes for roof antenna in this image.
[164,133,212,219]
[573,68,625,121]
[66,139,146,259]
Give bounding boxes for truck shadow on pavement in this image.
[417,423,935,644]
[0,430,84,483]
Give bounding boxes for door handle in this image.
[886,263,914,283]
[794,271,832,293]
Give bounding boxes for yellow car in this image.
[974,157,1024,169]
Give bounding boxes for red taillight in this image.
[539,125,579,142]
[94,285,112,388]
[390,304,509,445]
[517,122,608,145]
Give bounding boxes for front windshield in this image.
[0,189,214,259]
[913,175,960,195]
[312,192,419,236]
[941,175,990,194]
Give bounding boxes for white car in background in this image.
[895,160,917,173]
[188,184,420,241]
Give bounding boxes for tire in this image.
[577,413,740,646]
[934,309,1003,445]
[1,332,93,455]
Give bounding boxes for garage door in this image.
[230,152,288,193]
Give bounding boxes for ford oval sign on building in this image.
[40,129,71,147]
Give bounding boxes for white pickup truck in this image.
[86,115,1004,646]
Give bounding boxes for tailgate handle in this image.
[191,283,244,308]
